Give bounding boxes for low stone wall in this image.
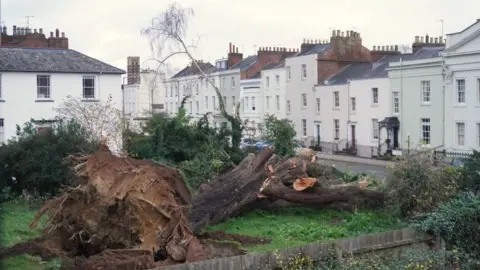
[152,228,442,270]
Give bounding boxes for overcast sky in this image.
[1,0,478,75]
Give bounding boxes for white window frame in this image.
[286,66,291,80]
[266,96,270,110]
[252,96,256,111]
[276,95,280,110]
[334,119,340,140]
[212,96,216,109]
[301,64,307,79]
[456,122,465,146]
[287,100,291,113]
[231,77,235,88]
[205,96,208,110]
[196,83,199,95]
[266,76,270,88]
[350,97,356,113]
[393,91,400,114]
[82,76,95,99]
[372,88,378,104]
[189,101,193,114]
[302,93,307,107]
[0,73,2,99]
[245,97,249,111]
[372,119,379,140]
[333,91,340,107]
[222,77,226,89]
[316,98,321,113]
[421,81,430,103]
[457,79,466,104]
[196,100,199,113]
[223,96,227,107]
[421,118,431,145]
[275,75,280,87]
[302,119,307,137]
[232,96,235,108]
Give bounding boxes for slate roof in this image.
[0,47,125,74]
[295,43,331,57]
[171,61,215,78]
[262,60,285,71]
[326,46,445,85]
[230,55,258,70]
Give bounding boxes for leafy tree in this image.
[259,114,297,156]
[124,104,241,190]
[0,119,96,201]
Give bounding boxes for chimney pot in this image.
[341,31,344,37]
[395,45,398,51]
[430,37,434,43]
[391,45,394,51]
[55,29,59,38]
[438,36,442,43]
[415,36,420,43]
[235,47,238,53]
[34,29,38,34]
[373,45,376,51]
[232,44,236,53]
[50,31,54,38]
[434,37,438,43]
[425,34,429,43]
[229,42,232,53]
[12,25,17,35]
[39,28,43,34]
[420,36,424,43]
[331,30,335,37]
[303,38,306,43]
[2,26,6,34]
[336,30,340,37]
[381,46,385,51]
[61,32,65,38]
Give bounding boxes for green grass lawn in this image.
[208,206,404,252]
[0,200,61,270]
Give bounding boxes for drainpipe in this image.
[400,57,404,149]
[441,60,447,149]
[346,80,351,148]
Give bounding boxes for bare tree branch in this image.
[142,2,245,148]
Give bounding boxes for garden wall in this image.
[153,228,443,270]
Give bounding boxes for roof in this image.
[295,43,331,57]
[0,47,125,74]
[171,61,215,78]
[230,55,258,70]
[326,47,444,85]
[262,60,285,71]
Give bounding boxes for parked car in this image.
[239,138,258,150]
[254,140,272,150]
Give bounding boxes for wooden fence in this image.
[152,228,443,270]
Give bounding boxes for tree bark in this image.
[188,149,385,233]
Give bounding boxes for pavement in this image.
[316,152,393,179]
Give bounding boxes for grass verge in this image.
[0,199,60,270]
[208,206,404,252]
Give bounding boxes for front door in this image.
[351,125,356,147]
[315,124,320,145]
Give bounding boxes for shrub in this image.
[259,114,296,156]
[124,109,240,190]
[0,119,96,201]
[385,155,461,216]
[414,192,480,260]
[460,150,480,193]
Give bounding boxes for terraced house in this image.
[0,47,125,144]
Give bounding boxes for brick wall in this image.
[0,26,69,49]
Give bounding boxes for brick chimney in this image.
[227,42,243,68]
[330,29,364,60]
[257,46,297,66]
[412,34,445,54]
[47,29,69,49]
[371,45,401,61]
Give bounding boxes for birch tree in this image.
[142,3,244,150]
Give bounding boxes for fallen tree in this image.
[189,147,385,233]
[0,146,385,269]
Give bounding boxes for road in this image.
[318,159,390,179]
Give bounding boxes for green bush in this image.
[0,119,96,201]
[414,192,480,259]
[460,150,480,193]
[385,155,461,216]
[259,114,296,156]
[124,109,241,190]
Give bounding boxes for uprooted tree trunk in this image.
[188,147,385,233]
